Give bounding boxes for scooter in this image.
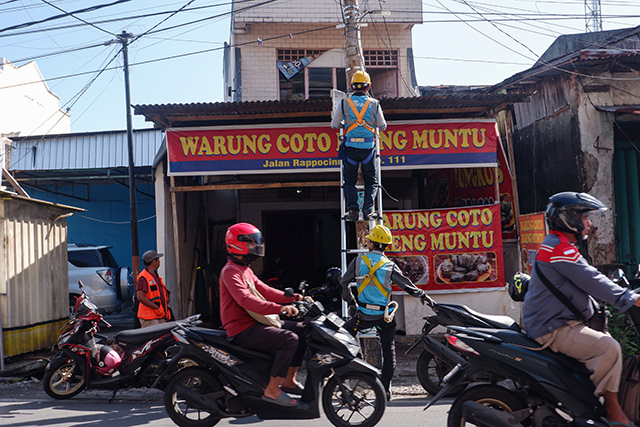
[43,281,201,400]
[404,302,520,396]
[423,269,640,427]
[162,292,386,427]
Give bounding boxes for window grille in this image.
[364,50,398,67]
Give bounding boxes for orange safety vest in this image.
[137,269,168,320]
[345,98,375,134]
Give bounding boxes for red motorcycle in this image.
[43,281,200,400]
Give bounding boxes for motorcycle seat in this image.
[478,328,592,376]
[189,327,274,361]
[449,304,521,331]
[115,320,180,345]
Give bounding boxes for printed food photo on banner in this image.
[434,252,496,284]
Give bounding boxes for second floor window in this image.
[277,49,397,101]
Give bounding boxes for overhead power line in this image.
[0,0,131,34]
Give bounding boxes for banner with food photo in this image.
[518,212,547,274]
[382,205,505,292]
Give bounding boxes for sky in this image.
[1,0,639,135]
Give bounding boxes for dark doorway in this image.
[262,211,341,290]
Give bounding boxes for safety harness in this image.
[356,254,398,323]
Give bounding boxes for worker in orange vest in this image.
[136,250,171,328]
[331,69,387,222]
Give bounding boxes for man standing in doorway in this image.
[136,250,171,328]
[331,69,387,221]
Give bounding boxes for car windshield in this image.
[69,248,118,268]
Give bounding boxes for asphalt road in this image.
[0,393,452,427]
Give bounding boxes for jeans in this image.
[343,146,378,214]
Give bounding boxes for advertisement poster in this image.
[426,143,516,240]
[518,212,547,274]
[382,205,505,292]
[166,120,498,175]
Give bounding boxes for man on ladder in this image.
[331,70,387,222]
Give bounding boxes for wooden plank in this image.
[171,181,341,192]
[170,176,183,318]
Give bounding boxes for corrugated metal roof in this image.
[492,25,640,91]
[9,129,163,171]
[133,93,526,129]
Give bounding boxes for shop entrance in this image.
[262,210,341,290]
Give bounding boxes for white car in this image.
[68,244,131,314]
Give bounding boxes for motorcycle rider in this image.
[340,224,434,400]
[524,191,640,427]
[219,222,311,408]
[331,69,387,221]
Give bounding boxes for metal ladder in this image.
[339,128,384,316]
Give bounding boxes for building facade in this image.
[493,26,640,271]
[224,0,422,102]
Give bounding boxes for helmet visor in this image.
[238,232,265,256]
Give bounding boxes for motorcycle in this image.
[162,291,387,427]
[301,267,343,314]
[43,281,201,400]
[405,302,520,396]
[423,269,640,427]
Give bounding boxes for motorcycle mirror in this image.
[283,288,295,297]
[610,269,626,284]
[298,280,308,293]
[78,280,84,290]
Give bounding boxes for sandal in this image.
[261,392,297,407]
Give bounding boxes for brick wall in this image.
[233,22,417,100]
[234,0,422,24]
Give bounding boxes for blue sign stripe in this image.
[169,152,497,174]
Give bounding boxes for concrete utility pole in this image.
[342,0,366,87]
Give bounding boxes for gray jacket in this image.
[523,231,638,339]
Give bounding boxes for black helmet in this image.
[508,272,530,302]
[326,267,342,287]
[546,192,607,240]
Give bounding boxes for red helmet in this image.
[225,223,265,256]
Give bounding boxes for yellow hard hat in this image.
[366,225,392,245]
[351,70,371,87]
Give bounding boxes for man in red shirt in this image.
[136,250,171,328]
[220,223,310,407]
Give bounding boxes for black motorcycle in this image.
[424,269,640,427]
[405,302,520,396]
[162,295,386,427]
[43,281,201,400]
[302,267,343,314]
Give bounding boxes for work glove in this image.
[420,291,436,307]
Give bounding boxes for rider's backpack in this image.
[619,354,640,423]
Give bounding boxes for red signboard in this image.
[518,212,547,274]
[382,205,505,292]
[166,120,498,175]
[425,143,516,240]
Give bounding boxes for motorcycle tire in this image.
[43,357,86,399]
[164,367,223,427]
[322,372,386,427]
[447,384,526,427]
[416,350,467,397]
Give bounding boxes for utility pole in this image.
[342,0,365,87]
[117,31,140,280]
